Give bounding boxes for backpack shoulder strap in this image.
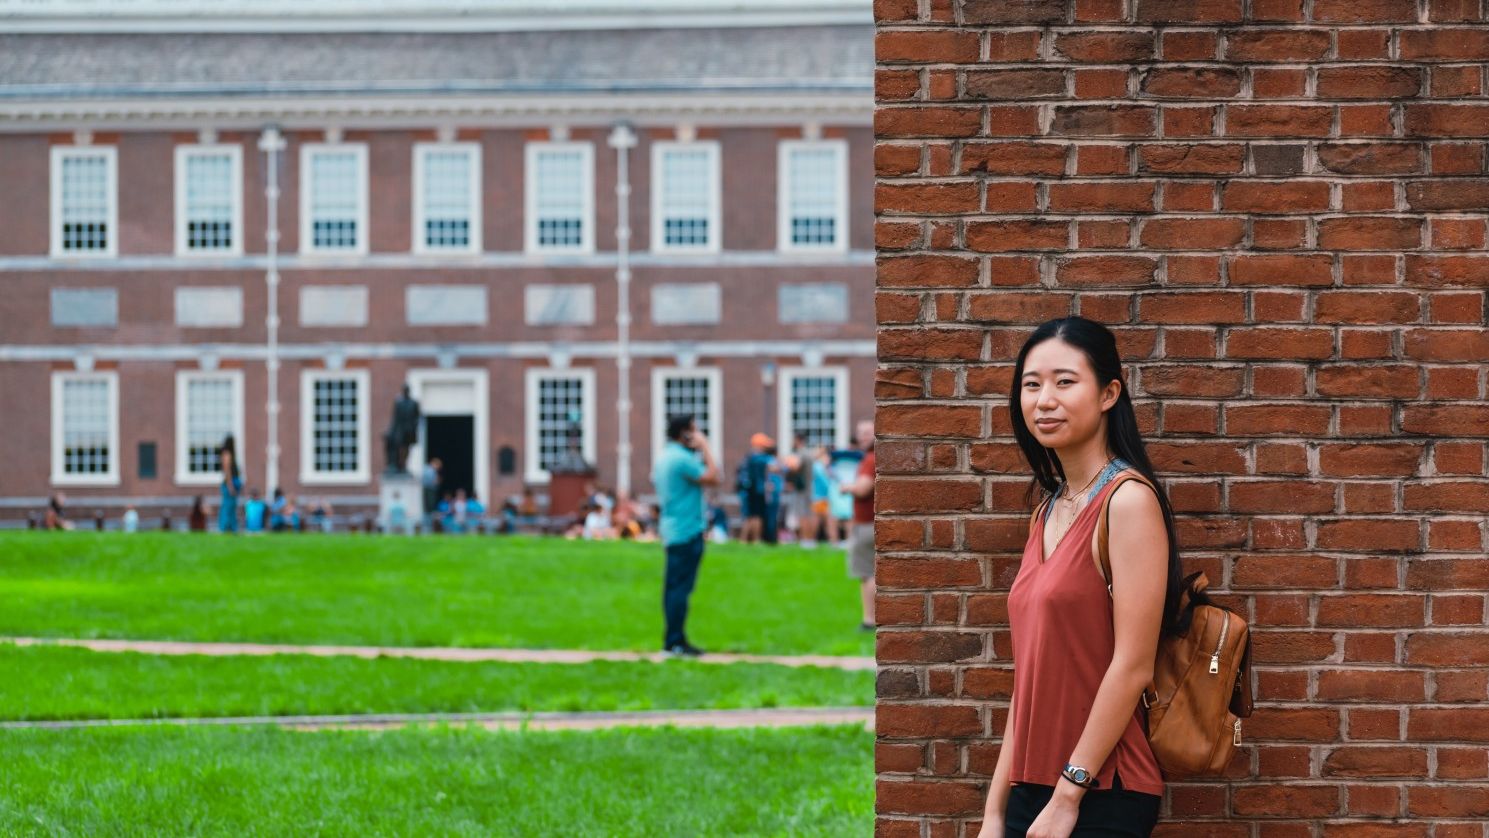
[1094,471,1160,597]
[1029,489,1055,532]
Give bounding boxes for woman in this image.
[978,317,1189,838]
[217,436,242,533]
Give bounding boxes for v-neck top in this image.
[1005,459,1165,796]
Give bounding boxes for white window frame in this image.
[299,368,371,485]
[651,366,724,467]
[524,141,595,255]
[412,142,482,255]
[49,145,118,259]
[777,139,849,254]
[174,370,246,486]
[299,142,370,256]
[650,140,721,254]
[174,144,244,257]
[50,370,120,486]
[777,366,850,450]
[524,367,597,484]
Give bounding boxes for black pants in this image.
[1004,772,1160,838]
[662,534,705,648]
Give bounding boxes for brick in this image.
[1141,67,1242,98]
[1317,143,1425,175]
[1054,32,1155,62]
[1050,105,1157,136]
[960,142,1067,176]
[1316,66,1423,99]
[876,30,980,64]
[1138,144,1244,174]
[1226,30,1331,61]
[960,0,1065,24]
[878,255,980,289]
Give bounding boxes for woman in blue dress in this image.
[218,436,243,533]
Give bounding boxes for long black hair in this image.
[1008,316,1200,638]
[219,434,241,481]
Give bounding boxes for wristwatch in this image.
[1061,763,1099,789]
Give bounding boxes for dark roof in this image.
[0,26,873,99]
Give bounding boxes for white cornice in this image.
[0,0,872,33]
[0,91,872,132]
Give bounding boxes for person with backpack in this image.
[978,317,1251,838]
[737,433,775,544]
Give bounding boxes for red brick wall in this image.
[872,1,1488,835]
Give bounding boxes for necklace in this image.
[1048,457,1115,539]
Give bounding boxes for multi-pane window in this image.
[301,144,368,254]
[526,143,593,253]
[653,368,722,464]
[176,372,243,484]
[51,372,118,484]
[176,146,242,254]
[525,369,595,482]
[301,371,369,483]
[780,368,848,449]
[414,144,480,253]
[779,140,848,252]
[51,147,117,257]
[652,142,720,252]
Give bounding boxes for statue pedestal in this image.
[379,472,422,534]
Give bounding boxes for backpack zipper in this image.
[1233,719,1242,746]
[1209,612,1230,675]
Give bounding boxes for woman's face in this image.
[1019,338,1117,450]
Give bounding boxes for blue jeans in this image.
[662,533,705,648]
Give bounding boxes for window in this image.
[175,145,243,255]
[778,367,849,450]
[300,143,368,255]
[50,146,117,258]
[651,141,720,253]
[652,367,723,465]
[300,370,370,483]
[413,143,481,253]
[51,371,119,485]
[175,371,245,485]
[778,140,848,253]
[525,142,594,254]
[524,368,596,483]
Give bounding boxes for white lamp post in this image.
[257,125,286,496]
[607,121,638,495]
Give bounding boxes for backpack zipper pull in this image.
[1209,654,1219,674]
[1233,719,1242,746]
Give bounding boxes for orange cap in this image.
[750,432,774,448]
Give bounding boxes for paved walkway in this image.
[1,706,875,733]
[2,636,876,672]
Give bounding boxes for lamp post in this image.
[761,361,777,441]
[257,125,286,496]
[607,121,637,495]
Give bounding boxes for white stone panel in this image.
[50,288,118,327]
[300,285,369,327]
[406,285,488,326]
[651,282,720,325]
[524,284,595,326]
[174,286,243,328]
[778,282,848,324]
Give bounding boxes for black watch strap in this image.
[1061,763,1099,789]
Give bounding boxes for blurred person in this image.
[653,414,720,657]
[121,504,139,534]
[188,495,208,532]
[218,437,242,533]
[422,457,443,524]
[839,419,877,631]
[243,489,266,534]
[738,433,776,543]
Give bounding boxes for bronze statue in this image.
[383,384,421,474]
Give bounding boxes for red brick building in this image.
[874,1,1487,835]
[0,0,876,518]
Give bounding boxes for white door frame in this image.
[407,368,490,505]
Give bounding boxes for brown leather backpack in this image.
[1092,472,1255,779]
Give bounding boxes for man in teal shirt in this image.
[653,414,720,656]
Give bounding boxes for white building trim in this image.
[50,369,120,486]
[49,145,118,259]
[525,141,596,256]
[299,368,372,485]
[411,141,482,255]
[650,365,723,467]
[173,369,247,486]
[777,365,849,450]
[650,140,721,255]
[0,0,873,34]
[299,142,370,256]
[777,138,849,255]
[173,143,245,257]
[524,366,597,484]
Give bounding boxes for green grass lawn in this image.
[0,532,872,656]
[0,643,870,721]
[0,724,873,836]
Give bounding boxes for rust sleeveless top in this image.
[1005,460,1165,796]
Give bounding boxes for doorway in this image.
[425,415,475,498]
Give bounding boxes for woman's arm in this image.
[975,692,1018,837]
[1027,480,1168,834]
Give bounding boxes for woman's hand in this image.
[1024,793,1079,838]
[974,816,1004,838]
